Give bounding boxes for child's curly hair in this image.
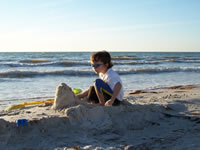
[90,51,113,69]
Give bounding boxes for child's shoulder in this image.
[107,68,120,77]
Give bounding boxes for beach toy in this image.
[16,119,28,127]
[5,104,25,111]
[5,99,54,111]
[73,88,82,95]
[21,100,54,106]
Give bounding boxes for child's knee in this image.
[94,79,104,85]
[94,79,104,92]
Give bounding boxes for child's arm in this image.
[105,82,122,106]
[76,89,89,100]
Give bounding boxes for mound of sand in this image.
[52,83,78,110]
[65,101,165,131]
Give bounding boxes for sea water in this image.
[0,52,200,109]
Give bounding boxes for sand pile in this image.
[52,83,79,110]
[0,100,169,150]
[65,101,165,131]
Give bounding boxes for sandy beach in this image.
[0,84,200,150]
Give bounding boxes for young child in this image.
[77,51,124,106]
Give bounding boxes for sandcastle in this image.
[51,83,80,110]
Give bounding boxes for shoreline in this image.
[0,84,200,150]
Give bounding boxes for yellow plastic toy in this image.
[5,99,54,111]
[73,88,82,95]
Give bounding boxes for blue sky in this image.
[0,0,199,52]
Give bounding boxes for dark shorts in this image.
[87,79,121,106]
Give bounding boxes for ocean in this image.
[1,52,200,110]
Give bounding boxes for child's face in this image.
[91,60,108,74]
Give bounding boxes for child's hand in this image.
[105,99,113,106]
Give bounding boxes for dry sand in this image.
[0,84,200,150]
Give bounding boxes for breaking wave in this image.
[1,67,200,78]
[1,59,200,68]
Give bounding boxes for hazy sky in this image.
[0,0,199,52]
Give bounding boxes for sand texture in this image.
[0,84,200,150]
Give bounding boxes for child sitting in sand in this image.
[77,51,124,106]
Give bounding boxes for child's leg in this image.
[94,79,113,105]
[94,79,121,106]
[87,86,99,103]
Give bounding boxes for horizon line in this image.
[0,50,200,53]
